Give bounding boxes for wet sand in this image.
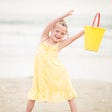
[0,77,112,112]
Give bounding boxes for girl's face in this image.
[50,24,67,42]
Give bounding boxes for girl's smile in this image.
[50,24,67,42]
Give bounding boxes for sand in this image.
[0,78,112,112]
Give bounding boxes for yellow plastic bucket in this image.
[84,13,106,52]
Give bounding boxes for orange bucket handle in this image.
[92,13,100,27]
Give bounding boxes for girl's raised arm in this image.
[40,10,74,42]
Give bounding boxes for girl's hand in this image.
[62,10,74,18]
[66,10,74,16]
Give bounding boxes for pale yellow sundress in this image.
[27,41,77,102]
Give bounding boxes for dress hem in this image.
[27,96,78,103]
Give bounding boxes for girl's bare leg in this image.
[68,98,78,112]
[26,100,35,112]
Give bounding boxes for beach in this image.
[0,77,112,112]
[0,0,112,112]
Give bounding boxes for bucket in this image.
[84,13,106,52]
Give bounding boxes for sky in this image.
[0,0,111,15]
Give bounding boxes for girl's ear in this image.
[65,31,69,39]
[63,32,69,40]
[67,32,69,38]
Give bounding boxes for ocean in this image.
[0,0,112,82]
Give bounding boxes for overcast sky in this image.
[0,0,111,15]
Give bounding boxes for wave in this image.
[0,14,111,28]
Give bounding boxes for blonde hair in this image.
[55,19,69,38]
[57,19,68,28]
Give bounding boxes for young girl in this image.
[26,10,84,112]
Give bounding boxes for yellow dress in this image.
[27,41,77,102]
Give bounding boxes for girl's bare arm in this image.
[59,30,84,50]
[40,10,74,42]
